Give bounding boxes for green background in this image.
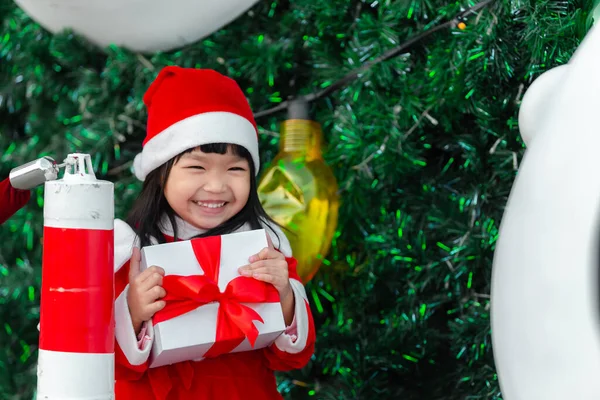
[0,0,593,398]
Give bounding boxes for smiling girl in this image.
[112,66,316,400]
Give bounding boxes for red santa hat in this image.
[133,66,260,181]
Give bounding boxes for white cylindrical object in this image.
[44,153,113,230]
[37,351,114,399]
[38,153,115,400]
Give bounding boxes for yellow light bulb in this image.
[258,117,339,283]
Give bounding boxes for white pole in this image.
[37,153,115,399]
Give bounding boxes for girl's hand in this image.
[238,235,295,325]
[127,247,167,335]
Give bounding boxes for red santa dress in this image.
[113,216,316,400]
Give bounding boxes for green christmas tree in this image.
[0,0,593,398]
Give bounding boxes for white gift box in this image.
[140,229,286,368]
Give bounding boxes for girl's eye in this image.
[229,167,246,171]
[188,166,205,170]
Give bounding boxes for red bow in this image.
[154,273,279,355]
[147,235,280,400]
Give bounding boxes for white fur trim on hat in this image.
[133,111,260,181]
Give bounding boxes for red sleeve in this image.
[262,256,316,371]
[0,177,30,225]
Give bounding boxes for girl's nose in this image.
[202,175,227,193]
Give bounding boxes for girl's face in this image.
[164,147,251,231]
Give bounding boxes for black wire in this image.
[253,0,495,120]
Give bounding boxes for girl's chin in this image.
[187,213,229,231]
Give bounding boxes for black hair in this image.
[126,143,281,248]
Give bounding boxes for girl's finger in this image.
[249,248,284,263]
[145,285,166,302]
[240,260,268,272]
[249,247,269,263]
[135,265,165,286]
[251,273,278,285]
[240,259,288,275]
[140,272,163,291]
[239,266,283,278]
[140,266,166,281]
[148,300,166,316]
[128,247,142,281]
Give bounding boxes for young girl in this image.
[112,66,316,400]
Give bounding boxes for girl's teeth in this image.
[195,201,225,208]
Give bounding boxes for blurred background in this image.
[0,0,595,399]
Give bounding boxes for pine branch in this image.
[254,0,496,119]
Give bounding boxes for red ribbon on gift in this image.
[153,235,280,358]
